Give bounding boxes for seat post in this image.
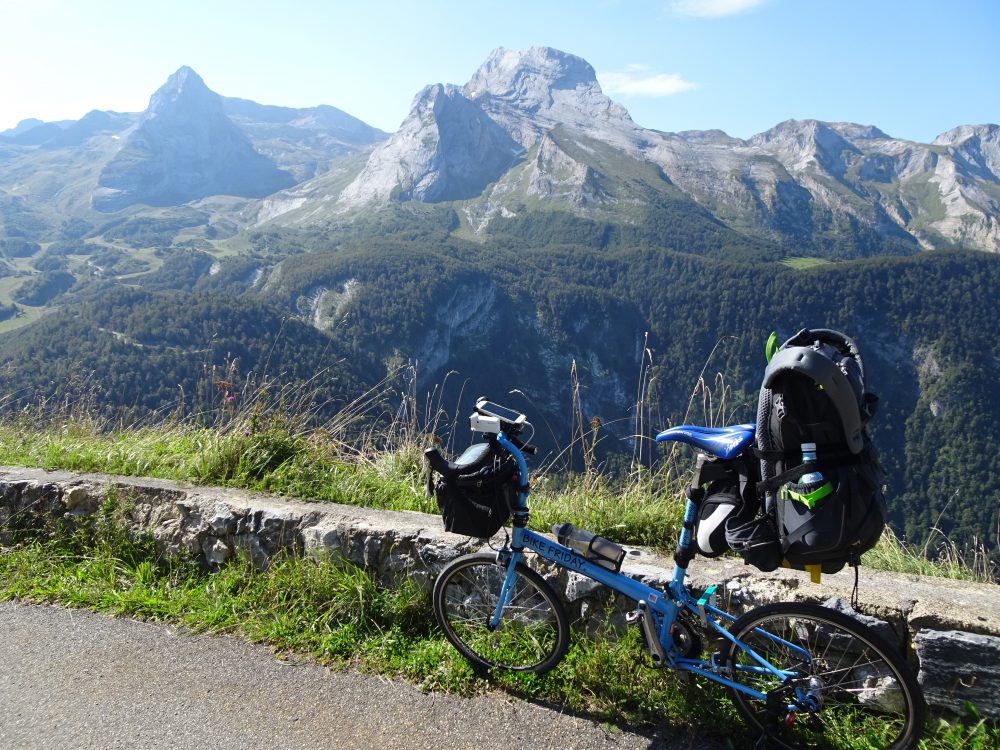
[671,486,702,584]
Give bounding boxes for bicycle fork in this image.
[489,549,520,629]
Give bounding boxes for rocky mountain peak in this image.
[460,47,635,150]
[750,118,841,145]
[826,122,890,141]
[158,66,206,94]
[415,83,466,118]
[748,118,859,175]
[462,47,599,102]
[3,118,45,136]
[94,66,293,211]
[932,124,1000,181]
[145,66,221,121]
[337,82,520,206]
[933,123,999,147]
[338,47,635,209]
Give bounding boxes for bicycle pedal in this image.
[709,650,732,676]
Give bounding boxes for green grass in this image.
[862,527,997,583]
[901,173,949,230]
[0,304,41,333]
[0,274,26,306]
[0,407,995,583]
[0,415,683,550]
[0,498,994,749]
[781,256,835,269]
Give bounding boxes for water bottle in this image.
[551,523,625,571]
[782,442,833,509]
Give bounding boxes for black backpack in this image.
[729,328,887,577]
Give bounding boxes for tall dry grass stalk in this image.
[864,526,997,583]
[650,337,745,487]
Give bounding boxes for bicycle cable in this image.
[487,527,510,552]
[851,563,860,610]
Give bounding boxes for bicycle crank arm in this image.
[626,600,666,666]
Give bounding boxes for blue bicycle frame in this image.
[492,432,809,702]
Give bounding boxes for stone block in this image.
[17,482,63,515]
[256,508,302,552]
[915,629,1000,717]
[0,480,24,508]
[302,524,342,555]
[565,571,603,601]
[63,486,91,512]
[202,537,232,571]
[207,504,239,536]
[822,597,899,647]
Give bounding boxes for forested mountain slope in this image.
[0,288,369,419]
[2,239,995,556]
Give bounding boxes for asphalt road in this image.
[0,603,714,750]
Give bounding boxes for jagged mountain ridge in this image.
[329,47,644,215]
[266,46,998,254]
[0,111,139,147]
[220,97,387,182]
[1,48,998,253]
[0,66,386,222]
[461,46,640,150]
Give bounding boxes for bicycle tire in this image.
[724,601,925,750]
[432,552,569,674]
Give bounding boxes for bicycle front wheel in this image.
[725,601,925,750]
[432,552,569,674]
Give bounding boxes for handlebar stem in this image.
[496,432,530,523]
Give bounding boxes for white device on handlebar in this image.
[469,413,503,434]
[474,398,526,427]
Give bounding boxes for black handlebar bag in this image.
[428,443,519,538]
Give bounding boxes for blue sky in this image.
[1,0,996,142]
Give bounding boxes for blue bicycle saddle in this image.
[654,424,755,460]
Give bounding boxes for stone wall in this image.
[2,466,998,718]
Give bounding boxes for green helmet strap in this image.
[765,331,779,363]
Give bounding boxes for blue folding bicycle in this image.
[428,399,925,750]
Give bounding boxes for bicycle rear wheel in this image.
[432,552,569,674]
[724,602,925,750]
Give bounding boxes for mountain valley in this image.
[0,46,998,561]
